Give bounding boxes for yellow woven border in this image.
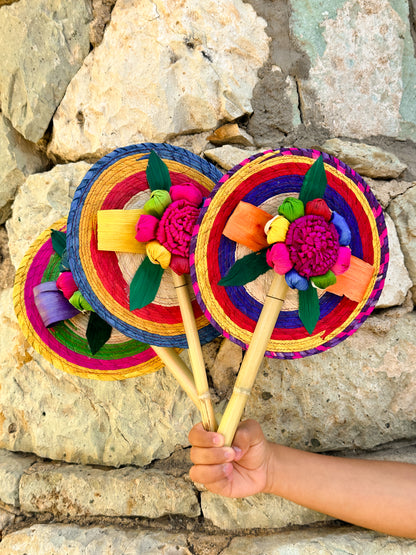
[78,154,215,337]
[12,218,164,380]
[195,154,381,352]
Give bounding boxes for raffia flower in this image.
[266,197,351,290]
[156,199,200,259]
[134,183,203,277]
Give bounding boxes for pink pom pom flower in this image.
[305,198,332,221]
[170,183,203,207]
[135,214,159,243]
[331,246,351,275]
[56,272,78,300]
[170,255,190,275]
[266,242,293,274]
[156,199,200,259]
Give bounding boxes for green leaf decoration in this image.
[130,256,165,310]
[86,311,113,355]
[299,155,327,204]
[146,150,172,192]
[219,248,270,287]
[51,230,67,257]
[298,285,320,335]
[59,249,71,272]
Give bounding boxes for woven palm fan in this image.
[12,218,179,386]
[191,148,389,444]
[67,143,223,430]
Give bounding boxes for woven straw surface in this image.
[191,148,389,359]
[67,143,222,347]
[13,218,165,380]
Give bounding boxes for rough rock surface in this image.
[368,178,414,210]
[376,213,412,308]
[0,227,15,290]
[247,68,303,143]
[209,338,243,397]
[204,145,266,170]
[0,449,36,507]
[389,185,416,301]
[0,525,192,554]
[0,0,92,143]
[0,115,47,224]
[221,527,416,553]
[202,491,333,530]
[247,312,416,452]
[20,461,200,518]
[322,139,407,178]
[0,286,199,467]
[48,0,269,161]
[89,0,117,47]
[291,0,416,140]
[207,124,255,147]
[6,162,91,270]
[0,509,15,533]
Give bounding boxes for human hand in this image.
[188,419,272,498]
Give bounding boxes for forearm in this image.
[265,444,416,538]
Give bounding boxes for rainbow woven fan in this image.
[191,148,388,358]
[67,143,221,348]
[191,148,389,444]
[66,143,223,429]
[13,219,164,380]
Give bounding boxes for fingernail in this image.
[232,446,243,460]
[213,434,223,446]
[224,448,235,461]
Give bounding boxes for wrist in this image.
[261,441,283,495]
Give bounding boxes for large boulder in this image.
[291,0,416,141]
[0,0,92,143]
[0,115,47,224]
[389,185,416,302]
[48,0,270,161]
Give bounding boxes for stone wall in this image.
[1,0,416,552]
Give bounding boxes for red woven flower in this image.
[156,199,200,258]
[285,215,339,278]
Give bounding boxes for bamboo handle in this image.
[217,273,289,446]
[151,345,200,409]
[171,271,217,431]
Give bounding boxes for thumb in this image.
[232,419,265,458]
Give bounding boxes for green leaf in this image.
[86,312,112,355]
[130,256,165,310]
[51,230,67,257]
[299,155,327,204]
[298,285,320,335]
[219,248,270,287]
[146,150,172,192]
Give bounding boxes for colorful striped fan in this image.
[191,148,389,444]
[66,143,224,429]
[13,219,165,381]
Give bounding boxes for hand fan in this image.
[191,148,389,444]
[66,143,223,429]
